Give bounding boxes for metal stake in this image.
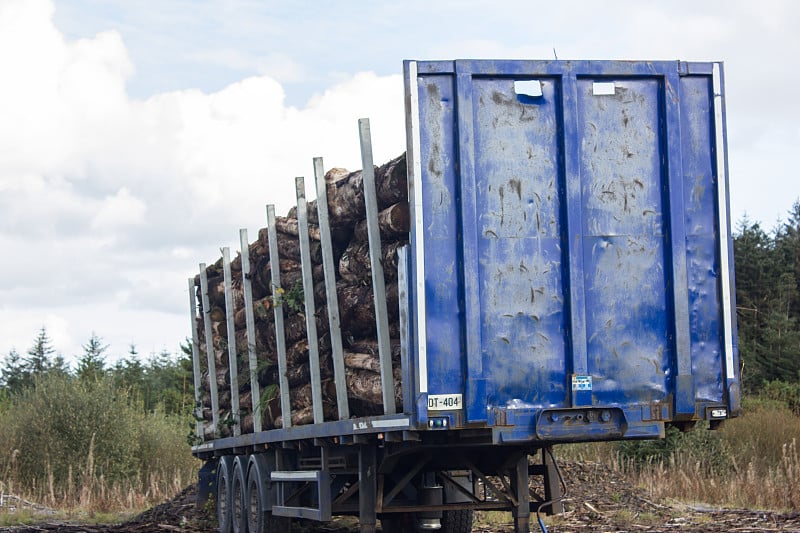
[199,264,220,433]
[222,247,241,436]
[296,176,324,424]
[240,229,262,433]
[313,157,350,420]
[358,118,395,414]
[266,205,292,428]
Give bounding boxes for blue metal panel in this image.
[414,71,466,402]
[577,77,671,406]
[470,75,568,409]
[405,59,740,441]
[680,75,724,405]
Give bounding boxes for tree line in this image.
[0,328,194,416]
[735,201,800,392]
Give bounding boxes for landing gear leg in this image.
[512,454,530,533]
[358,445,377,533]
[542,446,564,515]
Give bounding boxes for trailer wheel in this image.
[231,456,248,533]
[440,509,474,533]
[216,456,234,533]
[246,453,289,533]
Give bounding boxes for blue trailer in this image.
[189,59,740,533]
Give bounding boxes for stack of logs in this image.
[194,154,409,438]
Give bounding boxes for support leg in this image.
[359,445,377,533]
[512,454,530,533]
[542,446,564,515]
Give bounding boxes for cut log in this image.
[324,154,408,227]
[346,339,402,361]
[345,367,402,410]
[352,201,410,243]
[343,352,382,373]
[274,216,321,242]
[338,240,406,284]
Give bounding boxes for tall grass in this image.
[0,374,198,517]
[560,396,800,511]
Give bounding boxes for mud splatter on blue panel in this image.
[680,76,723,402]
[418,75,464,394]
[471,77,567,407]
[577,78,670,404]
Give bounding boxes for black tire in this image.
[216,456,234,533]
[440,509,474,533]
[246,454,290,533]
[246,455,270,533]
[231,456,248,533]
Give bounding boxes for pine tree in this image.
[76,333,108,382]
[734,217,775,388]
[775,200,800,319]
[1,349,26,394]
[111,344,146,399]
[24,327,57,386]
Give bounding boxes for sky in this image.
[0,0,798,365]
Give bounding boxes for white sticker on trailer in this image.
[428,394,463,411]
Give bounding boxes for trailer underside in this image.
[197,431,566,533]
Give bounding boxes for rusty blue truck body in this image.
[191,59,739,533]
[404,59,740,443]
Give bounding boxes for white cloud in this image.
[0,0,405,362]
[91,187,147,229]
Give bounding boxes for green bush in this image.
[0,373,196,494]
[761,380,800,415]
[617,422,733,474]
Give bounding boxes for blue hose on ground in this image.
[537,513,548,533]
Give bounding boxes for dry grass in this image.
[560,398,800,511]
[1,460,197,520]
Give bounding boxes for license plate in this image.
[428,394,462,411]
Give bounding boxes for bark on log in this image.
[346,339,402,361]
[338,241,406,284]
[324,154,407,227]
[352,201,410,243]
[345,367,402,410]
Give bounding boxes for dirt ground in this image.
[3,461,799,532]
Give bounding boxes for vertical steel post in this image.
[313,157,350,420]
[358,445,377,533]
[266,205,292,428]
[358,118,395,415]
[240,229,262,433]
[199,264,220,433]
[222,247,241,436]
[397,246,413,414]
[187,278,204,440]
[542,447,563,515]
[512,454,531,533]
[295,176,325,424]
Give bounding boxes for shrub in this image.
[761,380,800,415]
[616,422,733,475]
[0,373,198,508]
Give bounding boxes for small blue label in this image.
[572,375,592,391]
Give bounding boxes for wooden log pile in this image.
[194,154,408,439]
